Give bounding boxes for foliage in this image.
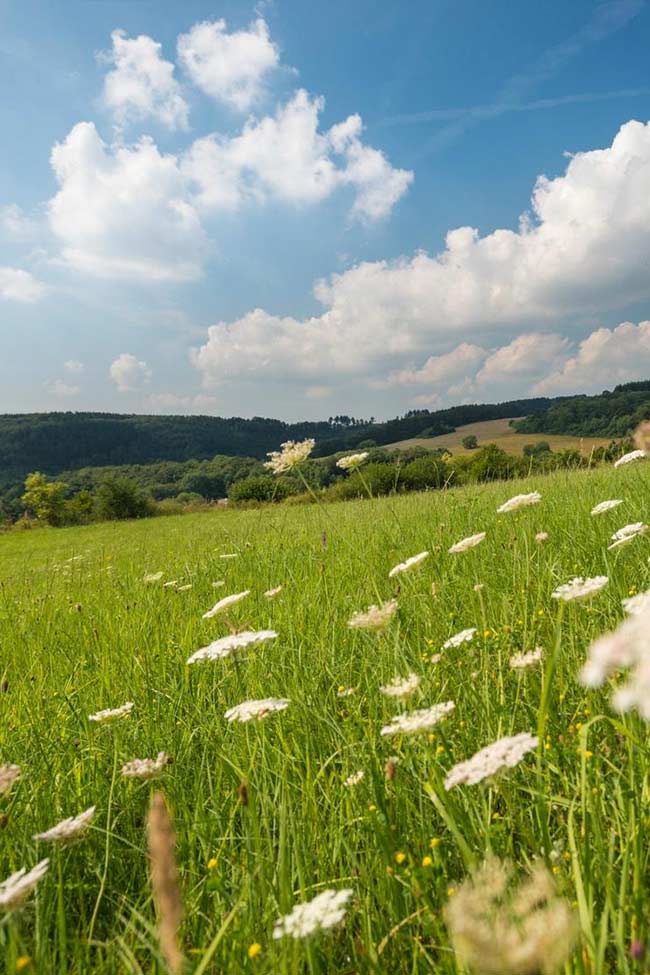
[94,477,154,521]
[21,471,68,525]
[461,435,479,449]
[514,381,650,438]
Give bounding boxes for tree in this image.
[21,472,67,525]
[95,478,153,521]
[523,441,551,457]
[229,476,290,504]
[462,435,479,450]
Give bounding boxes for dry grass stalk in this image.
[147,791,184,975]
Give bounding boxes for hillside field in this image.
[388,417,611,455]
[1,461,650,973]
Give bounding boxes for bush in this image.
[21,472,67,526]
[94,478,154,521]
[462,435,479,449]
[229,476,290,504]
[400,456,449,491]
[523,441,551,457]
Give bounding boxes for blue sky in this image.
[1,0,650,419]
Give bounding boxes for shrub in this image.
[229,476,290,504]
[462,435,479,449]
[95,478,154,521]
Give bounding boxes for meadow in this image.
[0,457,649,974]
[387,417,611,456]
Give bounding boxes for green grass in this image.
[0,462,649,973]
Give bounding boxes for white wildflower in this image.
[344,771,364,787]
[225,698,289,723]
[89,701,134,723]
[535,531,549,543]
[0,860,49,912]
[264,438,315,474]
[614,449,646,468]
[551,575,608,602]
[608,523,648,550]
[509,647,543,670]
[212,580,226,588]
[380,701,454,737]
[202,590,250,618]
[430,653,442,664]
[0,765,20,796]
[337,686,356,698]
[445,732,538,789]
[273,888,353,939]
[336,452,369,471]
[219,553,238,560]
[347,599,398,631]
[163,580,178,588]
[176,584,193,592]
[622,590,650,615]
[264,586,283,598]
[473,583,485,591]
[388,551,429,578]
[380,672,420,699]
[143,571,163,583]
[449,532,486,554]
[187,630,277,664]
[591,499,623,516]
[121,752,169,780]
[443,627,477,649]
[33,806,95,843]
[579,605,650,718]
[497,492,541,514]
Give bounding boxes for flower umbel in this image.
[336,452,369,471]
[497,492,541,514]
[348,599,398,631]
[33,806,95,843]
[264,439,315,474]
[443,627,477,649]
[122,753,170,780]
[187,630,277,664]
[0,860,49,912]
[388,552,429,578]
[273,888,353,939]
[380,672,421,699]
[608,523,648,550]
[225,698,289,723]
[509,647,543,670]
[449,532,486,554]
[591,499,623,516]
[614,449,646,468]
[89,702,134,724]
[380,701,454,737]
[551,576,608,602]
[444,732,538,789]
[202,590,250,618]
[0,764,20,796]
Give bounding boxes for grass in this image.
[387,416,611,455]
[0,461,649,973]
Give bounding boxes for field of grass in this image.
[388,417,611,455]
[1,460,649,973]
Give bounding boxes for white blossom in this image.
[264,439,315,473]
[336,452,369,471]
[608,523,648,550]
[388,551,429,578]
[535,532,549,543]
[509,647,543,670]
[0,765,20,796]
[496,492,541,514]
[273,888,353,939]
[444,732,538,789]
[622,590,650,615]
[202,590,250,618]
[380,701,454,737]
[219,553,238,560]
[551,576,608,602]
[33,806,95,843]
[212,580,226,588]
[591,499,623,516]
[337,686,356,698]
[187,630,277,664]
[225,698,289,722]
[449,532,486,554]
[443,627,477,650]
[143,571,163,583]
[579,605,650,718]
[347,599,398,631]
[344,770,365,787]
[89,701,134,723]
[614,449,646,468]
[0,860,49,912]
[264,586,283,598]
[121,752,169,780]
[380,672,420,699]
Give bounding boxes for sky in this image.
[2,0,650,421]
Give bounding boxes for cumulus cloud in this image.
[535,320,650,393]
[48,122,207,281]
[45,379,80,398]
[0,204,39,241]
[102,29,188,130]
[177,18,279,111]
[64,359,84,373]
[0,266,45,302]
[192,119,650,391]
[109,353,151,392]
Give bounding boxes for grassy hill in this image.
[1,458,649,972]
[388,417,611,455]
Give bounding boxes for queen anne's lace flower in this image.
[443,627,477,649]
[388,551,429,578]
[580,605,650,718]
[497,492,541,514]
[89,702,134,723]
[614,449,646,468]
[187,630,277,664]
[380,672,420,698]
[0,765,20,796]
[509,647,543,670]
[535,531,549,543]
[608,523,648,550]
[225,698,290,722]
[336,452,369,471]
[380,701,454,737]
[344,770,364,787]
[143,572,163,583]
[202,590,250,618]
[264,439,315,473]
[591,499,623,516]
[337,686,356,697]
[622,590,650,615]
[348,599,398,630]
[444,732,538,789]
[0,860,49,912]
[449,532,486,554]
[264,586,283,598]
[33,806,95,843]
[121,752,169,780]
[551,576,608,602]
[273,888,353,939]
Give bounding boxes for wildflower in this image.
[219,553,238,560]
[634,420,650,454]
[608,523,648,550]
[33,806,95,843]
[348,599,398,631]
[202,590,250,618]
[176,584,192,592]
[224,698,289,723]
[497,492,542,514]
[264,439,315,474]
[445,857,576,975]
[614,449,646,468]
[430,652,442,663]
[212,580,226,588]
[509,647,543,670]
[443,627,477,650]
[0,860,49,912]
[148,792,184,975]
[16,957,31,971]
[163,580,179,588]
[143,571,163,583]
[395,852,406,864]
[449,532,486,554]
[380,701,454,737]
[388,551,429,578]
[344,771,364,787]
[430,837,441,850]
[591,499,623,516]
[380,672,420,699]
[248,943,262,959]
[630,940,645,961]
[444,732,538,789]
[187,630,277,664]
[580,605,650,717]
[122,752,169,780]
[422,855,433,867]
[89,701,134,723]
[207,857,218,869]
[0,764,20,796]
[336,452,369,471]
[264,586,283,598]
[535,531,549,543]
[473,583,485,591]
[551,576,608,602]
[273,888,353,939]
[337,686,356,697]
[622,589,650,615]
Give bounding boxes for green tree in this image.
[95,478,153,521]
[21,472,67,525]
[462,435,479,449]
[229,476,290,504]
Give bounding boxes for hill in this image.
[387,417,611,455]
[514,380,650,438]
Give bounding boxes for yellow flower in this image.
[436,745,445,755]
[395,851,407,864]
[447,886,456,897]
[16,960,31,972]
[367,803,377,812]
[421,855,433,867]
[248,943,262,959]
[207,857,218,870]
[430,837,440,850]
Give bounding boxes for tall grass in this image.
[0,462,648,973]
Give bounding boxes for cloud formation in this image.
[109,353,152,392]
[45,378,81,398]
[0,266,45,302]
[102,30,189,130]
[535,321,650,393]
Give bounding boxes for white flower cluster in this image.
[551,576,608,602]
[88,702,134,724]
[202,590,250,618]
[535,532,549,543]
[614,449,646,468]
[509,647,543,670]
[121,752,169,780]
[225,698,290,723]
[380,701,454,737]
[344,770,364,787]
[497,492,542,514]
[444,732,538,789]
[273,888,353,939]
[448,532,486,554]
[264,439,315,473]
[264,585,283,598]
[443,628,477,650]
[187,630,277,664]
[0,764,20,796]
[0,860,49,912]
[336,452,369,471]
[347,599,398,631]
[380,672,420,699]
[33,806,96,843]
[388,551,429,578]
[591,499,623,515]
[608,523,648,550]
[143,571,163,583]
[622,589,650,615]
[580,604,650,718]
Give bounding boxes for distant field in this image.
[388,416,611,455]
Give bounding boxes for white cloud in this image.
[385,343,487,387]
[535,320,650,393]
[0,204,39,241]
[0,266,46,302]
[109,353,152,392]
[64,359,84,373]
[475,333,569,389]
[102,29,189,130]
[48,122,207,281]
[183,90,412,220]
[45,379,80,398]
[177,18,279,111]
[191,119,650,390]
